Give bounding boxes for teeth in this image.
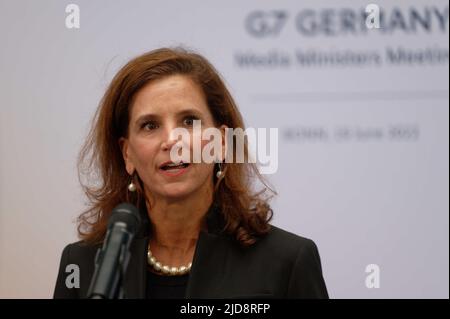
[161,162,188,170]
[167,162,181,167]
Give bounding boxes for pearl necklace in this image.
[147,246,192,276]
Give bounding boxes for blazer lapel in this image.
[185,202,230,298]
[185,231,230,298]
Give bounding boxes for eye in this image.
[183,115,199,126]
[141,121,159,131]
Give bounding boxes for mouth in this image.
[159,161,191,177]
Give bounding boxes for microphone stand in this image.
[87,222,134,299]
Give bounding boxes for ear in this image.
[219,124,228,162]
[119,137,135,175]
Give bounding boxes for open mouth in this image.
[159,161,191,176]
[160,162,190,170]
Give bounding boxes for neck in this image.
[145,188,213,254]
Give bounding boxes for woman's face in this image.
[120,74,224,202]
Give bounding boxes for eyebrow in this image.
[134,108,204,126]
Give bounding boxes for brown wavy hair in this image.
[77,47,275,246]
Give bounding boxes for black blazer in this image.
[53,204,328,299]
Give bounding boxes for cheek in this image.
[130,139,158,167]
[195,162,215,178]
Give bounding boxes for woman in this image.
[53,48,328,299]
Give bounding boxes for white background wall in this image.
[0,0,448,298]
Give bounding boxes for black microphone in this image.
[87,203,141,299]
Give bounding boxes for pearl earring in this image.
[128,173,137,192]
[216,161,225,179]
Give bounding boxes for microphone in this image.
[87,203,141,299]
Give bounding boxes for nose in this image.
[160,125,179,152]
[161,135,177,152]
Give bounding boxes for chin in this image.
[159,184,196,200]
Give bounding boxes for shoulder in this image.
[221,225,328,298]
[57,241,101,280]
[53,241,100,299]
[261,226,328,298]
[60,240,100,263]
[225,224,323,269]
[259,225,321,258]
[252,225,325,280]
